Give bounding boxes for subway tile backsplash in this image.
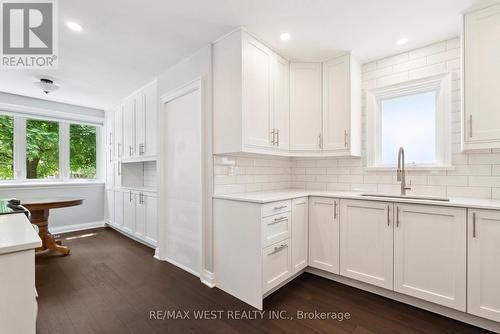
[213,37,500,199]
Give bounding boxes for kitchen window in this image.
[0,113,101,183]
[366,74,452,169]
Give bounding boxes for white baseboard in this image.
[153,247,160,260]
[49,221,105,235]
[165,256,201,277]
[106,223,156,249]
[201,269,215,288]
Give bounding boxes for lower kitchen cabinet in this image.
[262,239,292,293]
[340,200,393,289]
[123,190,136,234]
[291,197,308,273]
[114,189,124,227]
[104,190,114,225]
[308,197,339,274]
[135,192,158,245]
[394,204,466,311]
[468,209,500,322]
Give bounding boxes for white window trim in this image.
[366,73,452,170]
[0,113,103,184]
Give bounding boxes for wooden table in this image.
[22,198,83,255]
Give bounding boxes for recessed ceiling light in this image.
[397,38,409,46]
[280,33,291,41]
[66,21,83,32]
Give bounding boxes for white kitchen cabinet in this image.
[289,63,323,152]
[105,147,114,187]
[463,3,500,150]
[122,97,136,159]
[114,106,123,159]
[308,197,339,274]
[322,54,361,156]
[272,54,290,151]
[291,197,308,273]
[340,200,393,289]
[113,162,121,188]
[213,29,289,155]
[114,189,124,227]
[394,204,466,311]
[135,192,158,245]
[468,209,500,322]
[141,83,158,157]
[105,190,114,225]
[123,190,136,233]
[263,239,292,293]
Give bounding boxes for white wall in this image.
[213,38,500,200]
[0,184,104,232]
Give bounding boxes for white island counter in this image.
[0,212,42,334]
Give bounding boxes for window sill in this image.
[0,180,105,189]
[365,165,456,172]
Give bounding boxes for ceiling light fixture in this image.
[66,21,83,32]
[35,78,59,94]
[280,33,291,41]
[397,38,409,46]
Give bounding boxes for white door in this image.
[143,83,158,157]
[122,97,136,158]
[114,190,123,227]
[163,85,202,275]
[468,209,500,322]
[114,106,123,159]
[308,197,339,274]
[123,191,136,234]
[394,204,466,311]
[242,35,273,149]
[323,55,351,151]
[340,200,393,289]
[144,194,158,245]
[464,4,500,143]
[289,62,322,152]
[272,54,290,151]
[135,92,146,157]
[104,190,114,225]
[291,197,308,273]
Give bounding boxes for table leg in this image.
[30,209,70,255]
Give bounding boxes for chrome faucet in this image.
[397,147,412,196]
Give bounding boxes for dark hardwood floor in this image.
[35,228,492,334]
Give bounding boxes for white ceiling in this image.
[0,0,483,110]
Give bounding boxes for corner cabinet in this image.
[463,3,500,150]
[213,30,289,155]
[468,209,500,322]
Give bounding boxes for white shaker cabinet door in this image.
[291,197,308,273]
[394,204,466,311]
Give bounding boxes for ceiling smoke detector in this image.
[35,78,59,94]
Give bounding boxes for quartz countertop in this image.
[0,213,42,255]
[213,189,500,211]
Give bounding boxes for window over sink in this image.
[366,74,452,169]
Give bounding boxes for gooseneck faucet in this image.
[397,147,412,196]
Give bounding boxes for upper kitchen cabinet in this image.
[322,54,361,156]
[289,62,323,153]
[116,81,158,161]
[213,29,289,155]
[463,3,500,150]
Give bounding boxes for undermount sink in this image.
[360,193,450,202]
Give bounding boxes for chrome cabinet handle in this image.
[276,129,280,146]
[318,133,322,149]
[472,212,477,238]
[396,206,400,227]
[269,216,288,225]
[387,205,390,226]
[138,144,145,155]
[344,130,349,148]
[469,115,473,138]
[129,191,133,202]
[273,205,287,210]
[109,149,112,163]
[334,201,337,219]
[269,244,288,255]
[129,145,133,156]
[270,129,276,145]
[117,143,121,157]
[117,162,121,176]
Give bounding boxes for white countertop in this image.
[213,189,500,211]
[0,213,42,255]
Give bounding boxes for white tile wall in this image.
[213,38,500,199]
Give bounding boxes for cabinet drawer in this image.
[262,212,291,247]
[262,239,291,293]
[262,200,291,217]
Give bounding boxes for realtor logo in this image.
[1,0,58,68]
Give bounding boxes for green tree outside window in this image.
[0,115,14,180]
[70,124,96,179]
[26,119,59,179]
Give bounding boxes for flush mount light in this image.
[397,38,409,46]
[34,78,59,94]
[280,32,291,41]
[66,21,83,32]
